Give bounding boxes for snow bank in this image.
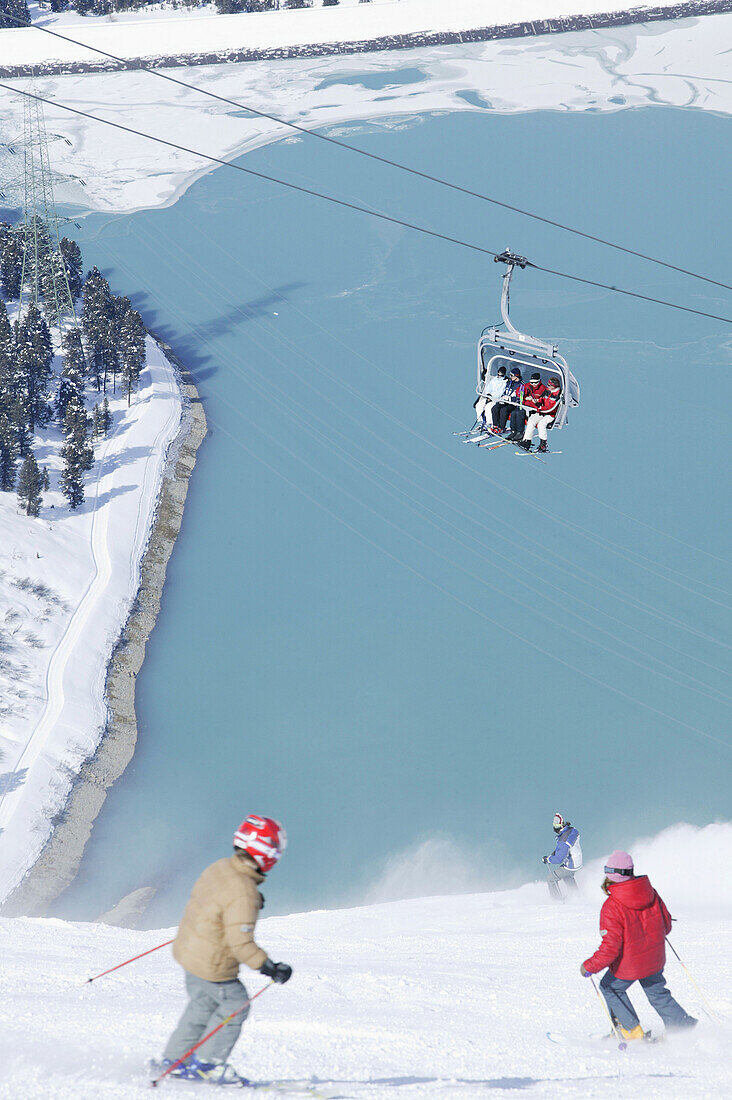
[0,0,685,69]
[0,336,182,904]
[1,14,730,216]
[1,824,731,1099]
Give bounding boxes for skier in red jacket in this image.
[580,851,697,1039]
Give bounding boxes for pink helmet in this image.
[233,815,287,873]
[604,850,634,883]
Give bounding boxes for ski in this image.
[462,431,491,444]
[155,1076,338,1097]
[547,1029,662,1051]
[478,438,513,450]
[515,449,562,462]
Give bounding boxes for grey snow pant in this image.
[599,969,697,1031]
[163,970,251,1065]
[546,864,578,900]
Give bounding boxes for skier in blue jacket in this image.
[542,813,582,900]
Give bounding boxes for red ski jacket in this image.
[522,382,546,412]
[538,388,561,419]
[583,876,672,980]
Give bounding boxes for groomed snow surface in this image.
[0,335,182,901]
[3,823,731,1099]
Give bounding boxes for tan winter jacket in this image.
[173,854,268,982]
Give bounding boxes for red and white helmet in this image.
[233,815,287,873]
[552,812,565,834]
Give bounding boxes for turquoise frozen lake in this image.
[54,97,731,925]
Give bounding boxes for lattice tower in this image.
[17,88,80,334]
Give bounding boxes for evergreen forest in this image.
[0,219,147,513]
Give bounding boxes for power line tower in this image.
[17,89,81,334]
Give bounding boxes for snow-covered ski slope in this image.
[0,336,182,902]
[3,823,730,1100]
[0,0,711,70]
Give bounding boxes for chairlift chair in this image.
[477,250,580,430]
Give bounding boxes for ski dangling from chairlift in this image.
[459,249,580,453]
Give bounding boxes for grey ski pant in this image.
[546,864,578,900]
[599,969,696,1031]
[163,970,251,1065]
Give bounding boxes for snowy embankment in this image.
[0,0,719,73]
[0,336,182,904]
[1,13,731,218]
[2,823,731,1100]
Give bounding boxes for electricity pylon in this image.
[16,89,81,333]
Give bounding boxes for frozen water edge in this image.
[0,16,731,217]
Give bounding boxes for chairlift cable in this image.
[5,10,732,294]
[1,81,732,326]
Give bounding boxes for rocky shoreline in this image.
[0,0,730,78]
[0,338,206,920]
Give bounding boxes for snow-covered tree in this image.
[60,399,93,508]
[60,237,83,300]
[0,0,31,29]
[81,266,114,391]
[17,450,43,516]
[14,306,54,432]
[118,307,146,405]
[0,410,18,490]
[0,227,23,300]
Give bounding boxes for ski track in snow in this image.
[2,870,732,1099]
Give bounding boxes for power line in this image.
[5,9,732,294]
[2,81,731,326]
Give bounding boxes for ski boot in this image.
[183,1058,249,1085]
[619,1024,645,1041]
[517,438,532,451]
[538,440,548,453]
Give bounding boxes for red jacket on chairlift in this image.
[522,381,547,412]
[537,387,561,419]
[582,876,673,980]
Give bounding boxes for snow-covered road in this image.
[3,825,731,1099]
[0,338,182,903]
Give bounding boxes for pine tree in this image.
[41,465,50,491]
[101,395,112,434]
[60,400,92,508]
[0,297,14,410]
[0,410,18,490]
[56,328,86,425]
[81,266,114,391]
[60,237,83,300]
[17,450,42,516]
[91,401,102,438]
[0,227,23,299]
[0,0,31,29]
[14,305,54,431]
[118,307,146,405]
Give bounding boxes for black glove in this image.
[542,855,549,864]
[260,958,292,984]
[258,892,265,911]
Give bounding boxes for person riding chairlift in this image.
[473,365,508,431]
[517,376,562,453]
[491,367,524,435]
[506,372,546,442]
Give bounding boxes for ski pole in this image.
[666,938,717,1018]
[589,975,627,1051]
[150,981,273,1087]
[85,939,174,985]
